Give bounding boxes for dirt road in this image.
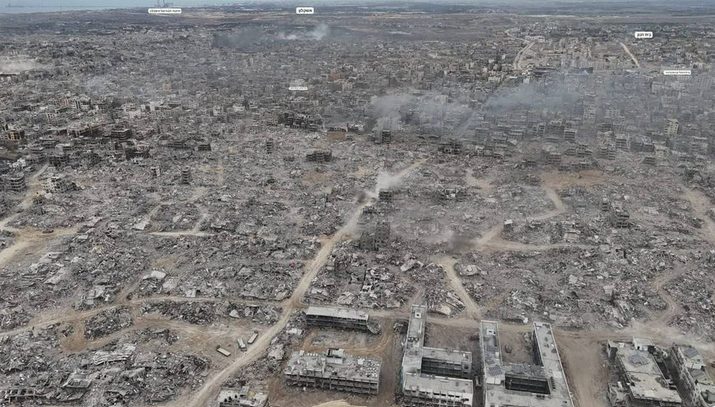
[468,180,568,252]
[435,255,481,318]
[176,159,426,407]
[682,186,715,244]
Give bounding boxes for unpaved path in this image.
[176,159,426,407]
[435,255,481,318]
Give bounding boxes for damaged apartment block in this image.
[439,140,463,155]
[605,338,681,407]
[378,189,393,203]
[3,172,25,192]
[359,220,390,251]
[305,305,381,334]
[371,129,392,144]
[670,344,715,407]
[611,207,631,229]
[46,175,76,193]
[306,150,333,163]
[284,348,381,395]
[180,167,192,185]
[481,320,574,407]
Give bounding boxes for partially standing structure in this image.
[284,348,381,395]
[481,320,574,407]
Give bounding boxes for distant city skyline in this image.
[0,0,712,14]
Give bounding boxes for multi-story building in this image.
[284,348,381,395]
[305,306,380,334]
[401,305,474,407]
[671,344,715,407]
[666,119,679,137]
[606,338,681,407]
[481,320,574,407]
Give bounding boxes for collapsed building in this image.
[480,320,574,407]
[606,338,681,407]
[283,348,381,395]
[401,305,474,407]
[305,305,380,334]
[217,386,268,407]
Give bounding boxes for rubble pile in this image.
[387,165,557,245]
[84,306,134,340]
[0,230,15,251]
[141,301,281,325]
[457,246,692,329]
[0,324,208,405]
[402,260,465,316]
[306,242,414,309]
[151,202,202,232]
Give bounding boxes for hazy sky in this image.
[0,0,704,13]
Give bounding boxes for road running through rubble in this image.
[505,26,534,71]
[0,294,283,339]
[435,256,481,318]
[468,183,574,253]
[169,158,427,407]
[0,164,81,268]
[619,41,641,68]
[644,185,715,324]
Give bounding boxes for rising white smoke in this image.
[277,24,330,41]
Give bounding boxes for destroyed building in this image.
[217,386,268,407]
[606,338,681,407]
[305,305,380,334]
[284,348,381,395]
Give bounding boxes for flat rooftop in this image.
[403,372,474,397]
[673,345,715,403]
[422,346,472,365]
[612,342,681,405]
[481,321,575,407]
[401,305,474,404]
[305,306,369,322]
[406,305,426,348]
[284,349,381,384]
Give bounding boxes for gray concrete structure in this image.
[606,339,681,407]
[305,305,380,334]
[401,305,474,407]
[6,173,25,192]
[217,386,268,407]
[284,348,381,395]
[481,320,574,407]
[671,344,715,407]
